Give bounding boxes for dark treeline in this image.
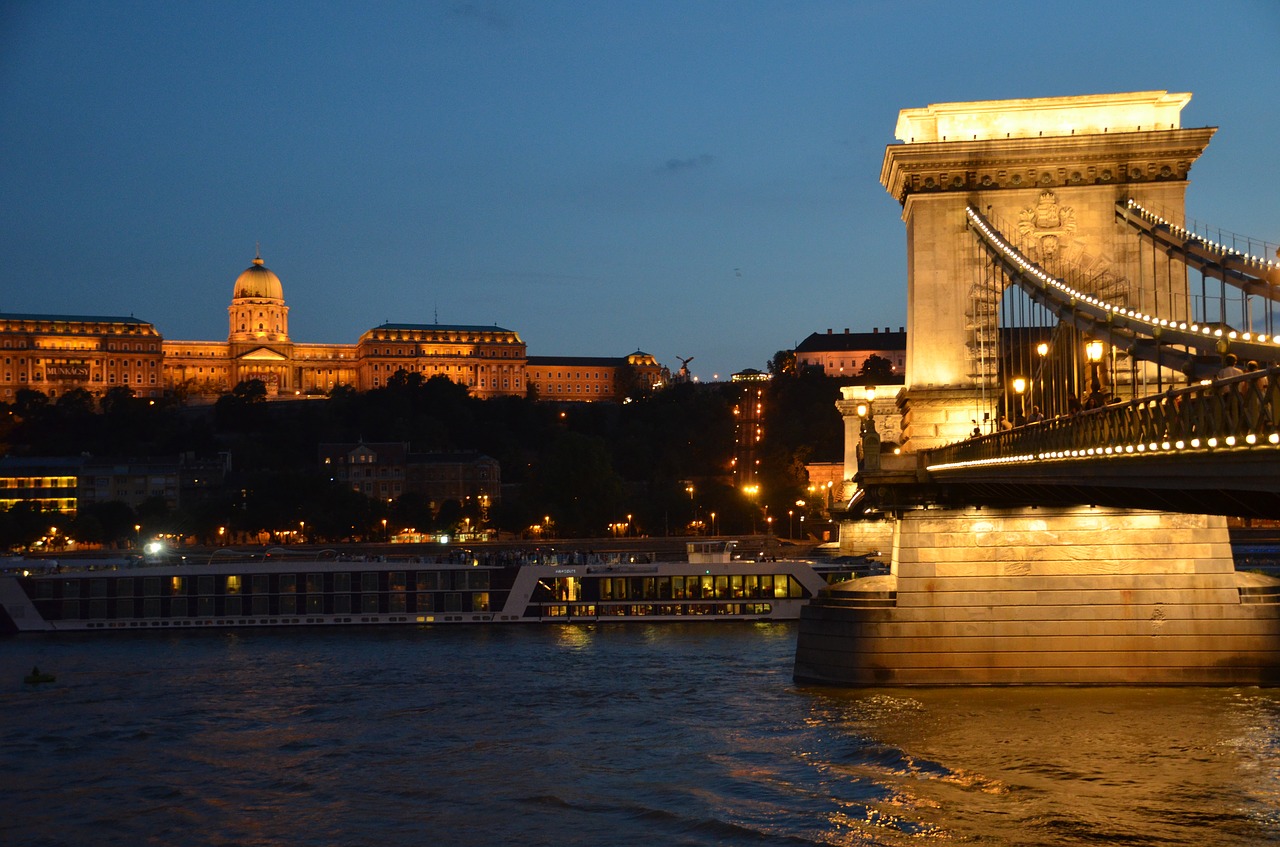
[1,365,851,549]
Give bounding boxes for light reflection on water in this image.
[1,625,1278,846]
[804,686,1280,845]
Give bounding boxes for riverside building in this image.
[1,252,663,403]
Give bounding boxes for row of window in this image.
[36,570,493,601]
[3,360,157,371]
[537,603,775,617]
[48,591,492,620]
[3,373,154,385]
[3,332,153,340]
[0,476,77,489]
[540,573,806,603]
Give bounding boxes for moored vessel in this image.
[0,541,849,633]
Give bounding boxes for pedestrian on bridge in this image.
[1217,353,1243,380]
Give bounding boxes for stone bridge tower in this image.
[880,91,1215,450]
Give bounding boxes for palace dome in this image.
[233,254,284,300]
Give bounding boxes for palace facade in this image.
[1,253,665,403]
[794,327,906,377]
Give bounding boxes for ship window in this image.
[443,592,463,612]
[279,574,296,594]
[170,597,188,617]
[252,574,269,594]
[729,575,744,598]
[225,575,242,595]
[416,571,437,591]
[90,578,109,598]
[170,576,186,595]
[416,592,434,613]
[360,572,379,592]
[471,592,490,613]
[306,573,323,594]
[334,573,351,593]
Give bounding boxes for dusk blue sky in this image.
[2,1,1277,381]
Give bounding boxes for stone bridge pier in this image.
[797,505,1280,686]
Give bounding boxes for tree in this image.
[524,432,624,537]
[859,354,896,382]
[768,349,797,377]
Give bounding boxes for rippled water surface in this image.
[3,624,1280,846]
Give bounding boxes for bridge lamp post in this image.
[1085,339,1105,396]
[1012,377,1027,424]
[855,385,881,471]
[1036,342,1049,414]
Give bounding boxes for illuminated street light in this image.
[1035,342,1049,415]
[1085,339,1105,395]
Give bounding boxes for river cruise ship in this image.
[0,542,849,633]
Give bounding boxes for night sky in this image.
[2,1,1277,380]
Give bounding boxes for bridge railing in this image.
[927,367,1280,468]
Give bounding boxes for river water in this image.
[3,623,1279,846]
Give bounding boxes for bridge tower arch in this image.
[881,91,1214,450]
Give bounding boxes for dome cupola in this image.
[233,251,284,301]
[228,248,290,344]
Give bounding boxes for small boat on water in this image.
[0,541,861,634]
[23,667,55,684]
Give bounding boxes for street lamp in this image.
[1012,376,1026,424]
[1036,342,1050,415]
[1085,338,1105,398]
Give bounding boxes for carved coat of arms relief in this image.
[1016,190,1077,261]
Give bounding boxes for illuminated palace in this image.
[0,253,664,403]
